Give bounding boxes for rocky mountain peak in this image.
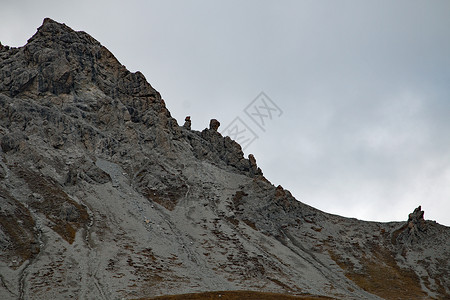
[2,17,161,111]
[1,19,449,300]
[0,18,260,177]
[29,18,95,45]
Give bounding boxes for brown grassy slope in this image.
[13,165,89,244]
[140,290,333,300]
[329,244,428,300]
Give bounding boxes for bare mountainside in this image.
[0,19,449,300]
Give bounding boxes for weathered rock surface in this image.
[0,19,449,300]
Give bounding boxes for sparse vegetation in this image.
[13,166,89,244]
[139,290,333,300]
[0,187,38,266]
[136,168,188,211]
[329,244,428,299]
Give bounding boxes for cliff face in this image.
[0,19,449,300]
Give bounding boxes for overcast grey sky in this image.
[2,0,450,225]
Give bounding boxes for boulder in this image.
[209,118,220,131]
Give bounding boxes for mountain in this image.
[0,18,449,300]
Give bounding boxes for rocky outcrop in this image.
[392,206,431,245]
[209,118,220,131]
[1,19,449,300]
[1,18,160,101]
[183,116,191,130]
[406,206,427,239]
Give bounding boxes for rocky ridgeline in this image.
[0,18,258,176]
[1,19,449,300]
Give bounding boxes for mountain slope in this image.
[0,19,449,300]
